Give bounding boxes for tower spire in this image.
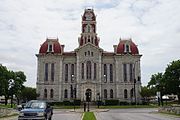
[78,8,99,47]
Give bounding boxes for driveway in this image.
[95,108,180,120]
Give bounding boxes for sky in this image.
[0,0,180,87]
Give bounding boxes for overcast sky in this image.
[0,0,180,87]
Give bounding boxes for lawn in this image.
[0,104,16,108]
[99,105,158,109]
[83,112,96,120]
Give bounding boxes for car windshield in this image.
[25,101,46,109]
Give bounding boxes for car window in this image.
[25,101,46,109]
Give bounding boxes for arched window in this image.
[44,89,47,99]
[50,89,54,99]
[130,88,134,98]
[124,89,128,99]
[110,89,113,98]
[126,44,130,53]
[86,61,91,79]
[51,63,54,81]
[64,89,68,98]
[82,63,84,79]
[130,64,133,82]
[104,89,107,99]
[123,64,127,82]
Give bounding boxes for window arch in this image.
[50,89,54,99]
[44,89,47,99]
[104,89,107,99]
[110,89,113,98]
[124,89,128,99]
[64,89,68,98]
[110,64,113,83]
[86,61,91,79]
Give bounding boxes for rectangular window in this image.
[51,63,54,81]
[110,64,113,83]
[104,64,107,83]
[130,64,133,82]
[82,63,84,79]
[123,64,127,82]
[71,64,74,82]
[94,63,96,79]
[65,64,68,83]
[45,63,48,81]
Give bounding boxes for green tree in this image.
[148,72,166,106]
[21,87,38,102]
[164,60,180,104]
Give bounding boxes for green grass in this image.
[0,104,16,108]
[99,105,158,109]
[83,112,96,120]
[52,105,80,109]
[0,113,18,118]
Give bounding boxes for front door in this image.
[85,89,92,102]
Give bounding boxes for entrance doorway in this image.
[85,89,92,102]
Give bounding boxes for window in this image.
[110,89,113,98]
[88,51,90,56]
[70,85,73,98]
[104,89,107,99]
[44,89,47,99]
[124,89,128,99]
[49,44,53,52]
[130,88,134,98]
[65,64,68,82]
[85,52,87,56]
[94,63,96,79]
[110,64,113,83]
[45,63,48,81]
[50,89,54,99]
[104,64,107,82]
[86,61,91,79]
[123,64,127,82]
[64,89,68,98]
[130,64,133,82]
[126,45,130,53]
[91,52,93,56]
[51,63,54,81]
[82,63,84,79]
[71,64,74,82]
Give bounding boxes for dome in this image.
[116,39,139,54]
[39,38,62,54]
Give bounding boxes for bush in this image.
[74,99,81,106]
[63,101,72,106]
[105,100,119,105]
[119,101,129,105]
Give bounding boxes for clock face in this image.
[85,12,93,20]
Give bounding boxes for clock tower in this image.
[78,8,100,47]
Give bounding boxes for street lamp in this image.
[156,82,161,106]
[104,74,107,83]
[97,93,100,108]
[9,79,14,108]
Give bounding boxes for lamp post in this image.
[9,79,14,108]
[97,93,100,108]
[156,82,161,106]
[71,75,76,111]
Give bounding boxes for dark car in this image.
[18,100,53,120]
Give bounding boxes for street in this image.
[2,108,180,120]
[95,108,180,120]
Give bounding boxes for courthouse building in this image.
[36,8,142,103]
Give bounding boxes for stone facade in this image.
[36,8,142,103]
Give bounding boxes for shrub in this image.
[119,101,129,105]
[74,99,81,106]
[105,100,119,105]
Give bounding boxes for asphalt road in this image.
[95,108,180,120]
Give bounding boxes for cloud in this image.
[0,0,180,87]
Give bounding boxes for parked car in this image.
[18,100,53,120]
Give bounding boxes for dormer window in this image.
[48,44,54,52]
[125,44,131,53]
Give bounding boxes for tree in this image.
[148,72,166,106]
[21,87,38,102]
[164,60,180,104]
[140,86,156,104]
